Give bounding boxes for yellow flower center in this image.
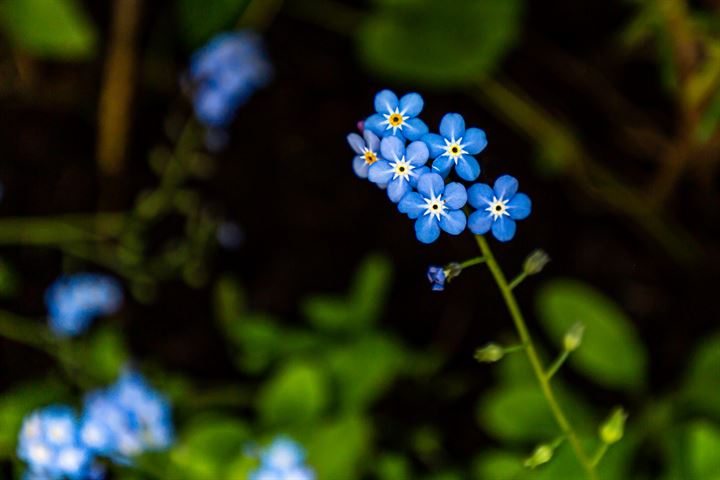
[389,114,403,126]
[363,151,378,165]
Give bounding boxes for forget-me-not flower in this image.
[18,406,94,480]
[398,172,467,244]
[44,273,123,337]
[365,90,429,142]
[368,137,430,202]
[422,113,487,181]
[467,175,532,242]
[250,436,315,480]
[347,129,383,180]
[426,266,446,291]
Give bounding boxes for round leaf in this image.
[257,362,330,426]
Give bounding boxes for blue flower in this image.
[368,137,430,202]
[398,172,467,244]
[365,90,429,142]
[79,370,173,462]
[18,405,95,480]
[347,129,383,179]
[467,175,532,242]
[250,436,315,480]
[426,266,446,291]
[186,30,272,139]
[44,274,123,337]
[216,221,244,250]
[422,113,487,181]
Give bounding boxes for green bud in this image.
[474,343,505,363]
[523,249,550,276]
[443,262,463,282]
[563,322,585,352]
[600,407,628,444]
[524,444,554,469]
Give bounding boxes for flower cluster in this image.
[18,371,173,480]
[249,436,315,480]
[44,273,123,337]
[347,90,532,244]
[185,30,273,149]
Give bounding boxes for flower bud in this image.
[600,407,628,444]
[523,249,550,276]
[563,322,585,352]
[426,266,446,292]
[474,343,505,363]
[444,262,462,282]
[524,444,554,469]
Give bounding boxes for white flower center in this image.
[441,137,468,164]
[28,443,52,464]
[381,107,407,134]
[389,156,415,182]
[423,193,447,221]
[486,196,509,220]
[47,422,70,444]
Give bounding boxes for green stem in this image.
[508,271,528,290]
[458,255,486,270]
[546,350,570,380]
[474,234,597,479]
[590,443,609,468]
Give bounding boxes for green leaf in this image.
[535,279,647,390]
[473,450,527,479]
[170,416,250,480]
[80,327,129,382]
[306,415,372,480]
[687,421,720,480]
[0,0,97,59]
[477,385,558,442]
[214,276,246,329]
[326,334,406,412]
[357,0,523,87]
[257,362,330,427]
[177,0,252,47]
[0,258,18,298]
[376,454,412,480]
[681,331,720,419]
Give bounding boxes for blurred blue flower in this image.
[187,30,272,135]
[426,266,446,291]
[216,221,245,250]
[468,175,532,242]
[250,436,315,480]
[18,406,95,480]
[365,90,429,142]
[368,137,430,202]
[398,172,467,244]
[79,370,173,462]
[44,273,123,337]
[347,129,383,180]
[422,113,487,181]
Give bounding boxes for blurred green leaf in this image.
[177,0,252,47]
[376,453,411,480]
[0,258,18,298]
[682,331,720,418]
[536,279,647,391]
[0,0,97,59]
[257,362,330,427]
[473,450,526,479]
[303,254,392,333]
[326,334,406,412]
[687,421,720,480]
[170,416,250,480]
[358,0,523,87]
[306,415,372,480]
[82,326,129,382]
[214,276,246,326]
[477,385,558,442]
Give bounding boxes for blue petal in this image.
[368,160,394,184]
[422,133,446,158]
[507,193,532,220]
[365,113,385,137]
[468,210,493,234]
[406,141,429,166]
[443,183,467,209]
[494,175,519,199]
[398,192,426,219]
[387,178,410,203]
[409,166,429,187]
[399,93,424,117]
[492,216,517,242]
[463,128,487,155]
[467,183,494,209]
[374,89,399,114]
[432,156,454,178]
[415,215,441,244]
[380,136,405,161]
[456,155,481,181]
[440,210,467,235]
[417,172,445,198]
[403,118,429,141]
[439,113,465,140]
[363,130,380,153]
[347,133,365,154]
[353,156,369,178]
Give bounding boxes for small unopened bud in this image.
[444,262,462,282]
[600,407,628,444]
[474,343,505,363]
[524,444,554,469]
[563,322,585,352]
[523,249,550,276]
